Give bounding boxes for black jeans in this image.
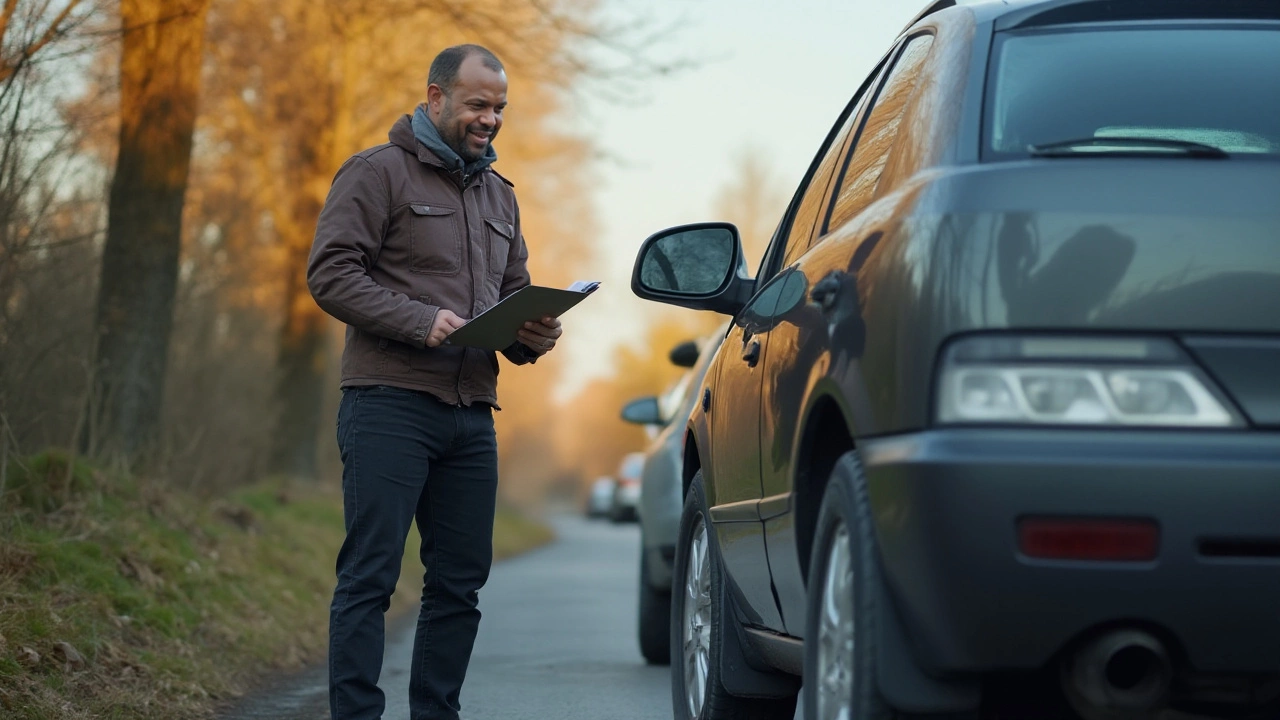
[329,385,498,720]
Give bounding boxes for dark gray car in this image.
[628,1,1280,719]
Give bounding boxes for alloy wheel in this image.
[683,515,712,718]
[817,523,855,720]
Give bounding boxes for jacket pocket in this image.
[483,217,513,275]
[409,204,462,276]
[376,336,412,375]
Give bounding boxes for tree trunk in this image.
[267,30,354,481]
[93,0,211,461]
[268,192,329,481]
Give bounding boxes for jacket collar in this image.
[389,114,487,186]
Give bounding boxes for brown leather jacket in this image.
[307,114,535,407]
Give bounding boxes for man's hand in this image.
[517,316,562,356]
[426,309,468,348]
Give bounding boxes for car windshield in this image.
[986,26,1280,158]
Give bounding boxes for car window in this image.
[753,218,787,284]
[826,34,935,233]
[986,27,1280,158]
[750,54,894,286]
[780,96,869,268]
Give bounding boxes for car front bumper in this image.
[861,428,1280,675]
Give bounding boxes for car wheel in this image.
[639,541,672,665]
[802,451,896,720]
[671,471,798,720]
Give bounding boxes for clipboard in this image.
[444,280,601,351]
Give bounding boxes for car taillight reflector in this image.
[1018,517,1159,562]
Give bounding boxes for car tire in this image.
[638,542,672,665]
[671,471,798,720]
[802,451,898,720]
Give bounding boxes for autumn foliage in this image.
[0,0,784,508]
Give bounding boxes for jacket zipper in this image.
[455,174,475,403]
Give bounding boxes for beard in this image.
[439,104,492,163]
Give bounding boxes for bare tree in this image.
[0,1,107,458]
[92,0,212,461]
[0,0,91,82]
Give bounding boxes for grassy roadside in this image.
[0,451,555,719]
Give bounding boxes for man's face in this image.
[427,54,508,163]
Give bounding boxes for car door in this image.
[758,32,940,635]
[703,253,792,630]
[705,60,896,633]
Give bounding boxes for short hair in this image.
[428,44,504,92]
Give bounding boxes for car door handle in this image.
[810,274,842,311]
[741,339,761,367]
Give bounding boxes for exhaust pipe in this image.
[1063,629,1174,719]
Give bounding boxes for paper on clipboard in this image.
[443,280,601,351]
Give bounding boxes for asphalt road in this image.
[221,514,681,720]
[219,511,1224,720]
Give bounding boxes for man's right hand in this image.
[426,309,468,348]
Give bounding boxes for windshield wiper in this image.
[1029,136,1229,159]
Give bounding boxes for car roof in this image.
[904,0,1045,31]
[914,0,1280,31]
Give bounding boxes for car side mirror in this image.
[669,340,700,368]
[620,396,663,426]
[631,222,755,316]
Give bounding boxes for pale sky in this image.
[554,0,924,396]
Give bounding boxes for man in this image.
[307,44,561,720]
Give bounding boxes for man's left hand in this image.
[517,316,562,356]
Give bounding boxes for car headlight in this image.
[936,336,1242,427]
